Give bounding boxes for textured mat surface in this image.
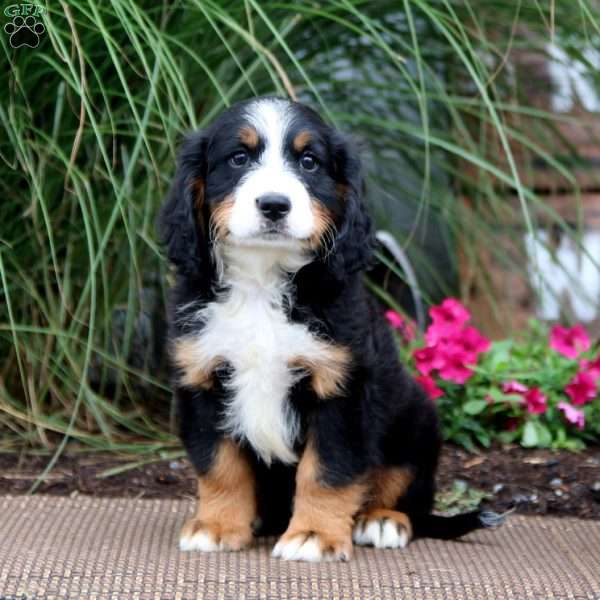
[0,496,599,600]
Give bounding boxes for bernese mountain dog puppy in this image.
[159,97,503,562]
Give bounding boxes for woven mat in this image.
[0,496,599,600]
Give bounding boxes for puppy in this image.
[159,97,503,561]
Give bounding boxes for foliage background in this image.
[2,1,600,476]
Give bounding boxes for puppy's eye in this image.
[229,150,249,167]
[299,152,318,172]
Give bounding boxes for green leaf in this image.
[474,430,491,447]
[488,340,512,370]
[487,387,506,402]
[463,399,488,415]
[453,432,476,452]
[498,430,519,444]
[535,422,553,447]
[522,421,539,447]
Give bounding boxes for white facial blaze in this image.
[227,98,315,241]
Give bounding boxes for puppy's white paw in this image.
[353,514,411,549]
[272,531,352,562]
[179,519,252,552]
[179,528,220,552]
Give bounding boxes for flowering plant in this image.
[386,300,600,450]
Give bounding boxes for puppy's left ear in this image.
[326,133,376,277]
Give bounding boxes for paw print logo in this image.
[4,15,45,48]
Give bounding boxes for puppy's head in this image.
[159,97,373,278]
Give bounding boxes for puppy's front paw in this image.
[352,510,412,549]
[179,518,252,552]
[272,529,352,562]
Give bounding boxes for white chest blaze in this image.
[187,244,326,465]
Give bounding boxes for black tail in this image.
[410,510,507,540]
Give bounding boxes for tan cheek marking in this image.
[365,466,414,509]
[293,130,312,152]
[209,195,235,241]
[288,342,351,399]
[181,439,257,549]
[280,439,367,552]
[239,126,259,149]
[308,200,336,250]
[173,338,225,389]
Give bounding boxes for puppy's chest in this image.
[175,287,311,461]
[175,282,349,464]
[203,289,318,373]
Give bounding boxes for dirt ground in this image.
[1,444,598,519]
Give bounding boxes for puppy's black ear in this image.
[158,132,210,279]
[326,133,375,278]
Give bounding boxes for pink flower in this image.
[501,380,529,395]
[385,310,416,343]
[425,325,444,346]
[523,388,547,414]
[413,346,445,375]
[565,371,597,405]
[429,298,470,335]
[416,375,444,400]
[499,381,546,413]
[459,326,491,358]
[426,324,491,358]
[557,401,585,430]
[550,324,591,359]
[413,299,488,385]
[580,356,600,380]
[438,349,474,384]
[385,310,404,329]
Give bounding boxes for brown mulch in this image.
[0,444,598,519]
[436,444,600,520]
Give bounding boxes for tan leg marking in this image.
[173,337,224,389]
[180,439,256,552]
[365,466,413,510]
[353,467,414,549]
[288,342,351,399]
[272,439,367,561]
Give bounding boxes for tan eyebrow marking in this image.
[239,126,259,149]
[293,130,312,152]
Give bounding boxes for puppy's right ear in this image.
[158,132,210,278]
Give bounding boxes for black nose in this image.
[256,193,291,222]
